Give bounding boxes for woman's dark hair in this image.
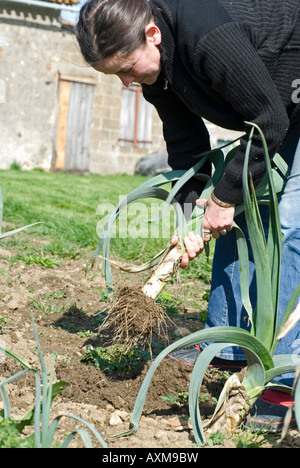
[76,0,154,66]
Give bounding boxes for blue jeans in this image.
[205,124,300,387]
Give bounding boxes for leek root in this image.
[99,244,183,350]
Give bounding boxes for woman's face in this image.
[93,24,162,87]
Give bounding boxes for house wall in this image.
[0,2,165,174]
[0,5,60,170]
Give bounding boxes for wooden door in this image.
[55,75,96,173]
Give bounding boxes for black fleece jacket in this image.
[142,0,300,205]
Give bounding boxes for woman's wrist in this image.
[211,192,235,208]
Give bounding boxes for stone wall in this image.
[0,5,61,170]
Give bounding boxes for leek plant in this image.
[96,123,300,444]
[0,312,107,448]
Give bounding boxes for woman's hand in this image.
[171,231,204,269]
[171,195,235,269]
[197,196,234,242]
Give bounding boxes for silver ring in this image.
[202,229,212,235]
[219,229,227,236]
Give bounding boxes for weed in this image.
[44,291,67,300]
[28,298,68,315]
[160,390,189,407]
[81,344,150,375]
[0,417,34,448]
[0,316,7,335]
[10,162,21,171]
[156,291,181,316]
[99,289,110,303]
[205,430,226,447]
[76,330,94,338]
[233,426,276,448]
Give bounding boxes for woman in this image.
[76,0,300,430]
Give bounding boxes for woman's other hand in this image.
[171,231,204,269]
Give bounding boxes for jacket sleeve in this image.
[142,77,212,214]
[142,75,211,169]
[193,22,290,204]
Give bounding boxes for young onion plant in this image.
[96,123,300,444]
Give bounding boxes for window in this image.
[119,84,153,148]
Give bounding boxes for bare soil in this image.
[0,244,299,449]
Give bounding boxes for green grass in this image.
[0,169,213,299]
[0,170,173,262]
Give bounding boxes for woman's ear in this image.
[145,23,162,45]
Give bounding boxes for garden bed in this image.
[1,245,299,448]
[0,169,299,448]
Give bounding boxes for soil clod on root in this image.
[98,286,170,352]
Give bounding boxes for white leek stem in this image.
[142,244,183,299]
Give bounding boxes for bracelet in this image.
[211,192,235,208]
